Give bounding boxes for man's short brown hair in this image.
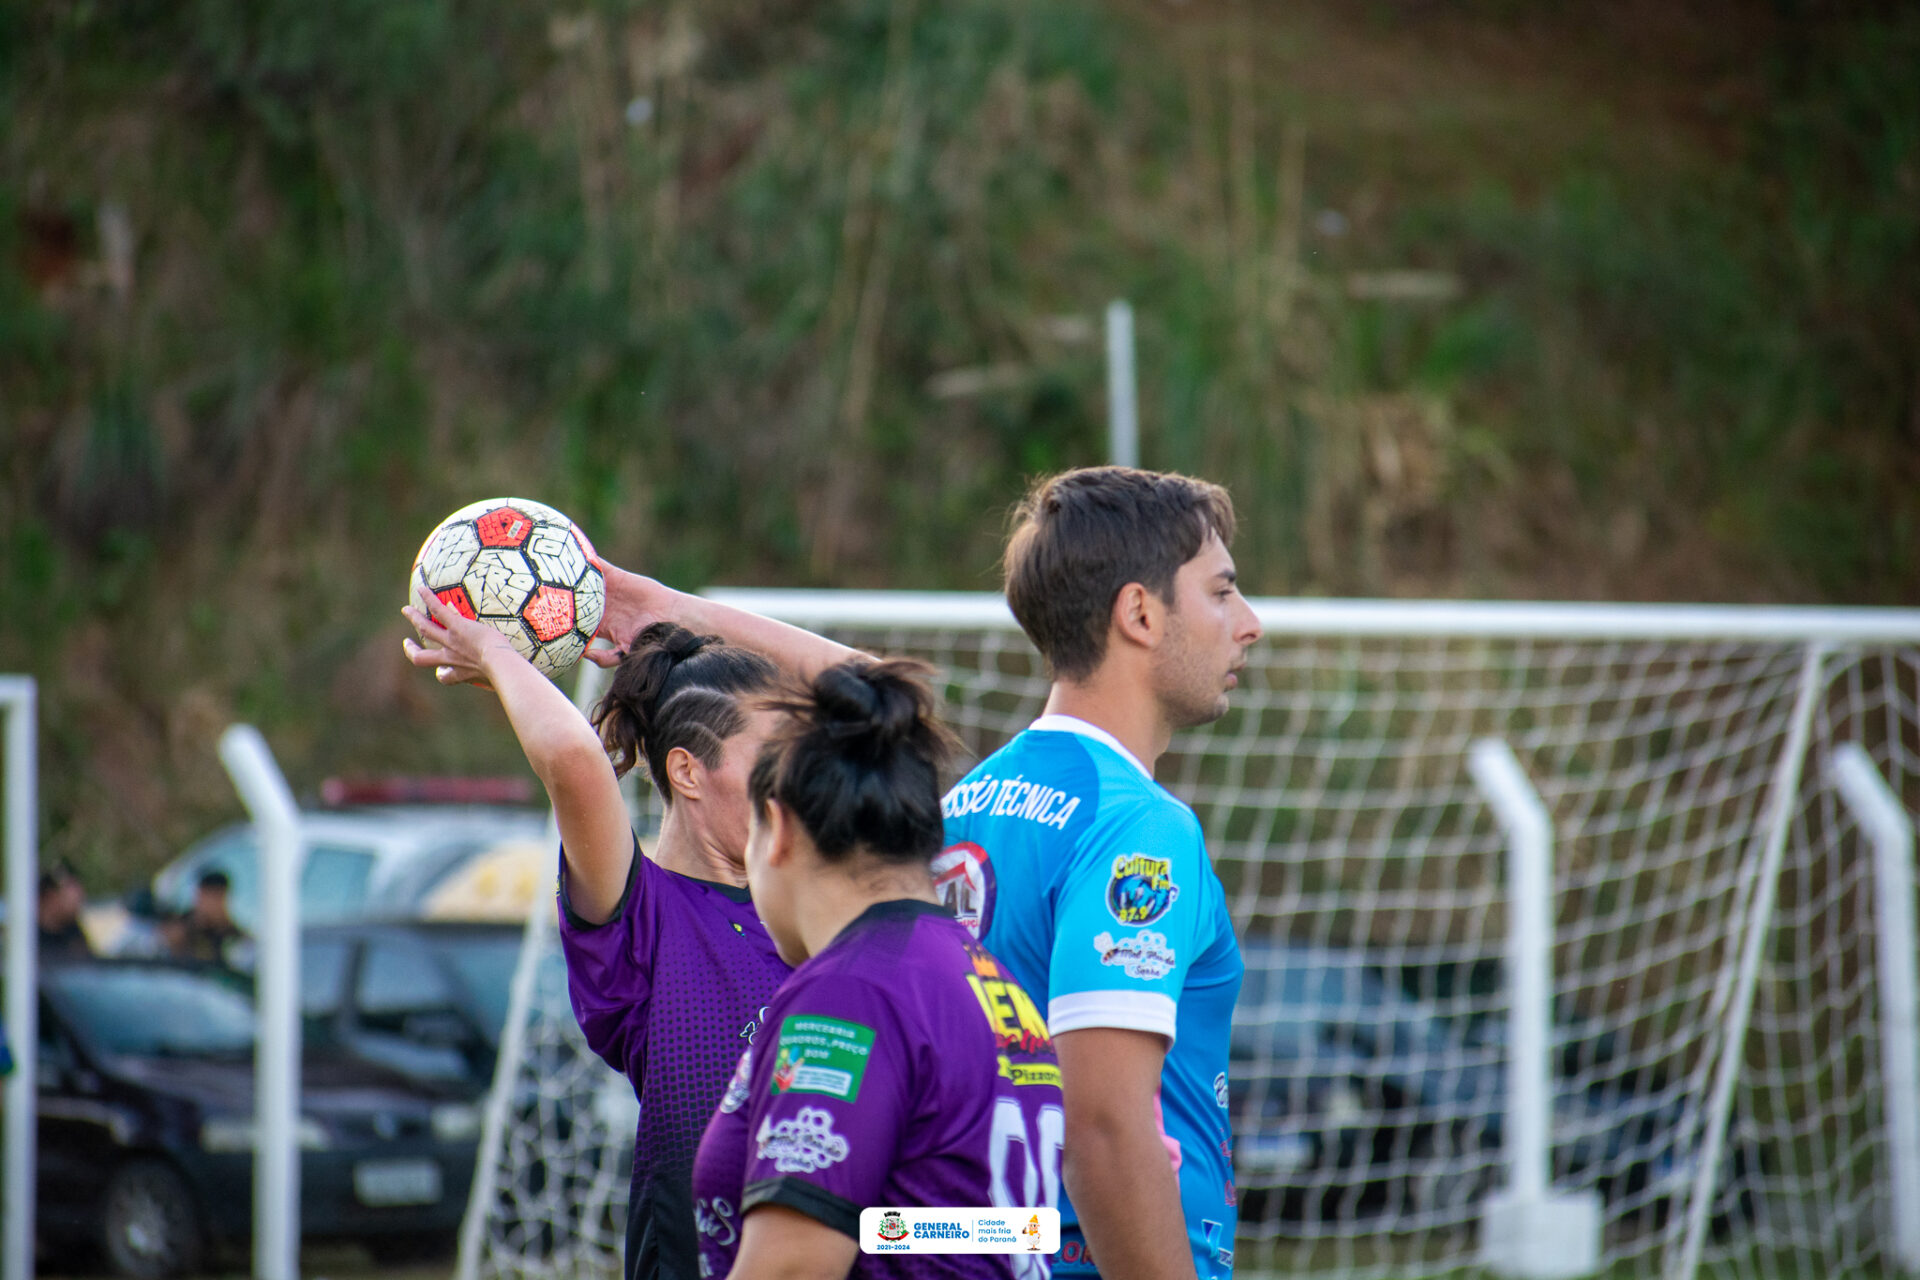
[1002,467,1237,682]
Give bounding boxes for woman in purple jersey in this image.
[692,660,1064,1280]
[403,598,791,1280]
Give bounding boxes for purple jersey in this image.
[691,899,1063,1280]
[561,837,791,1280]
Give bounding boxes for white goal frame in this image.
[466,592,1920,1280]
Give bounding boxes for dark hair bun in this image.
[812,662,927,759]
[748,658,957,864]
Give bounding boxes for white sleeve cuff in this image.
[1048,990,1177,1043]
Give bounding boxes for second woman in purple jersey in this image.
[692,660,1064,1280]
[403,600,792,1280]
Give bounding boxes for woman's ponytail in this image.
[592,622,778,799]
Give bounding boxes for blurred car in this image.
[301,920,524,1090]
[1229,942,1499,1222]
[416,840,552,923]
[34,961,484,1278]
[1231,944,1753,1231]
[300,919,639,1183]
[1450,1001,1755,1232]
[95,795,550,952]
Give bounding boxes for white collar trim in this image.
[1028,714,1153,781]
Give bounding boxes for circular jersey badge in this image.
[931,842,996,938]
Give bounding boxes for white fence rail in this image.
[1,677,36,1280]
[218,725,303,1280]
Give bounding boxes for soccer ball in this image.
[411,498,606,677]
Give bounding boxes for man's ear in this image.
[663,745,702,802]
[1110,581,1165,652]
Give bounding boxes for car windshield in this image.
[429,933,522,1041]
[164,833,378,928]
[1235,952,1455,1058]
[50,966,255,1058]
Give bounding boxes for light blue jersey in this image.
[938,714,1243,1280]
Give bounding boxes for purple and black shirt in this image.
[691,898,1064,1279]
[560,837,791,1280]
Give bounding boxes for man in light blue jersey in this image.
[937,468,1259,1280]
[586,466,1260,1280]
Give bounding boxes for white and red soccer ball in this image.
[411,498,606,677]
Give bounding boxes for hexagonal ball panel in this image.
[418,520,481,591]
[521,585,577,643]
[433,584,479,621]
[469,546,536,617]
[475,505,536,549]
[499,617,539,663]
[571,569,606,639]
[526,523,586,587]
[537,630,589,674]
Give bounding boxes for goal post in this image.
[464,593,1920,1280]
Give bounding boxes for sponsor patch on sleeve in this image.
[770,1015,875,1101]
[1104,854,1179,926]
[1092,929,1177,980]
[756,1107,851,1174]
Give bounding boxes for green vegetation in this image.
[2,0,1915,879]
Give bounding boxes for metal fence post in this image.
[1,678,37,1280]
[219,725,302,1280]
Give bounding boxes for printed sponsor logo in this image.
[740,1005,768,1043]
[932,842,996,938]
[719,1049,753,1114]
[877,1210,910,1242]
[755,1107,850,1174]
[770,1015,874,1100]
[996,1054,1063,1089]
[1105,853,1179,926]
[965,966,1052,1054]
[1092,929,1177,980]
[1214,1071,1229,1110]
[941,774,1082,830]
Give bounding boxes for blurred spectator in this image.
[37,866,93,963]
[163,870,248,967]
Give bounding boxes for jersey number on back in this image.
[989,1097,1063,1280]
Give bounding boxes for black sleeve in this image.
[557,832,642,932]
[741,1176,862,1240]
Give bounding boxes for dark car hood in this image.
[106,1050,476,1113]
[106,1054,257,1110]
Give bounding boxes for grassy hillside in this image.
[2,0,1916,881]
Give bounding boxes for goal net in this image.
[462,593,1920,1280]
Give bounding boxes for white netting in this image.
[458,666,641,1280]
[465,597,1920,1280]
[461,903,635,1280]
